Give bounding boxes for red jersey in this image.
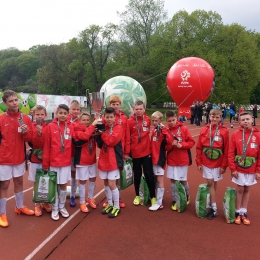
[42,118,73,169]
[96,123,123,171]
[166,121,195,166]
[72,122,96,166]
[228,126,260,174]
[0,110,32,165]
[128,113,151,158]
[29,121,48,163]
[196,123,229,169]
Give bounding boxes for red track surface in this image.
[1,120,260,260]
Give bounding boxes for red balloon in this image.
[166,57,215,117]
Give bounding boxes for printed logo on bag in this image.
[37,176,50,200]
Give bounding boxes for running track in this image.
[1,120,260,260]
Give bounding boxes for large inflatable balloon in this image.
[100,76,147,118]
[167,57,215,117]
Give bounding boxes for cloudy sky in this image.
[1,0,259,51]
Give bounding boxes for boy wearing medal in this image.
[0,90,34,228]
[166,110,195,211]
[128,100,156,206]
[43,104,74,221]
[228,112,260,225]
[196,108,229,219]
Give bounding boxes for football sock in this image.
[112,188,120,209]
[184,183,189,196]
[70,178,77,197]
[170,182,176,201]
[59,189,67,209]
[88,181,95,199]
[79,184,86,204]
[52,191,59,211]
[15,192,24,209]
[211,202,217,211]
[0,198,7,215]
[241,208,247,215]
[104,186,112,205]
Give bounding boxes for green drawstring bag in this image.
[195,184,211,218]
[33,169,57,204]
[223,187,236,224]
[175,181,187,213]
[120,158,133,190]
[139,175,150,206]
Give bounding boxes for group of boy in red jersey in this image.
[0,89,259,228]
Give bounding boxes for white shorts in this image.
[76,163,97,180]
[28,162,42,182]
[153,164,164,176]
[232,172,257,186]
[71,158,76,172]
[99,169,120,180]
[166,165,188,181]
[0,162,25,181]
[50,166,71,184]
[203,165,223,182]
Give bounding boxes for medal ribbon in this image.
[57,120,67,153]
[135,115,144,143]
[104,124,114,152]
[170,126,181,141]
[209,124,219,148]
[242,128,253,159]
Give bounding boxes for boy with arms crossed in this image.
[196,108,229,219]
[0,90,34,228]
[228,112,260,225]
[96,107,123,218]
[128,100,156,206]
[43,104,74,221]
[28,105,52,216]
[166,110,195,211]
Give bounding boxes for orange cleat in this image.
[80,203,89,213]
[34,205,43,217]
[42,203,52,213]
[15,206,35,216]
[103,200,108,208]
[86,198,97,209]
[241,214,251,225]
[119,199,126,208]
[0,214,9,227]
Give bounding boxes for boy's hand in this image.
[92,119,98,126]
[21,124,29,133]
[172,140,178,146]
[123,154,129,160]
[255,173,260,180]
[220,168,225,174]
[36,125,42,134]
[160,123,165,128]
[197,166,202,172]
[231,171,238,179]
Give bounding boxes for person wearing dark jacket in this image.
[252,104,258,126]
[229,101,236,128]
[206,101,213,124]
[196,101,204,126]
[190,101,196,125]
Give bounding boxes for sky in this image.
[0,0,259,51]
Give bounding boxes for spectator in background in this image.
[212,103,218,109]
[221,103,227,125]
[206,101,213,124]
[196,101,204,127]
[229,101,236,128]
[190,101,196,125]
[252,104,258,126]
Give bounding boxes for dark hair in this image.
[104,107,115,115]
[134,100,145,108]
[56,104,69,113]
[165,110,176,118]
[2,90,17,102]
[239,111,252,118]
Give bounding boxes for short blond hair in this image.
[70,100,80,107]
[78,112,90,120]
[109,95,121,104]
[33,105,47,115]
[151,111,163,120]
[210,108,222,116]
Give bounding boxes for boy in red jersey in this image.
[68,100,81,207]
[43,104,74,221]
[228,112,260,225]
[72,112,98,212]
[149,111,172,211]
[96,107,123,218]
[102,95,130,208]
[196,109,229,219]
[166,110,195,211]
[0,90,34,228]
[128,100,156,206]
[28,105,52,216]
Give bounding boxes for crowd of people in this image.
[0,89,259,229]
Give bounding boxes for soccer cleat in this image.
[119,199,126,208]
[15,206,34,216]
[59,208,69,218]
[108,207,120,218]
[34,205,43,217]
[42,203,52,212]
[86,198,97,209]
[206,209,218,220]
[241,213,251,225]
[171,201,177,211]
[151,197,157,206]
[102,201,108,208]
[187,195,190,205]
[234,213,241,225]
[133,196,140,206]
[0,214,9,227]
[51,210,59,221]
[80,203,89,213]
[102,204,113,214]
[70,196,76,207]
[149,203,161,211]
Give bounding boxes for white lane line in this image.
[7,187,33,201]
[24,188,105,260]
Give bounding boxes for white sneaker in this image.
[149,203,161,211]
[59,207,69,218]
[51,210,59,221]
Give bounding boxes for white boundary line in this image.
[7,187,33,201]
[24,188,105,260]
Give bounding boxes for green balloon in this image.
[17,93,23,110]
[28,94,37,109]
[0,92,8,112]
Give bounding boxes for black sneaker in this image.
[206,209,218,220]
